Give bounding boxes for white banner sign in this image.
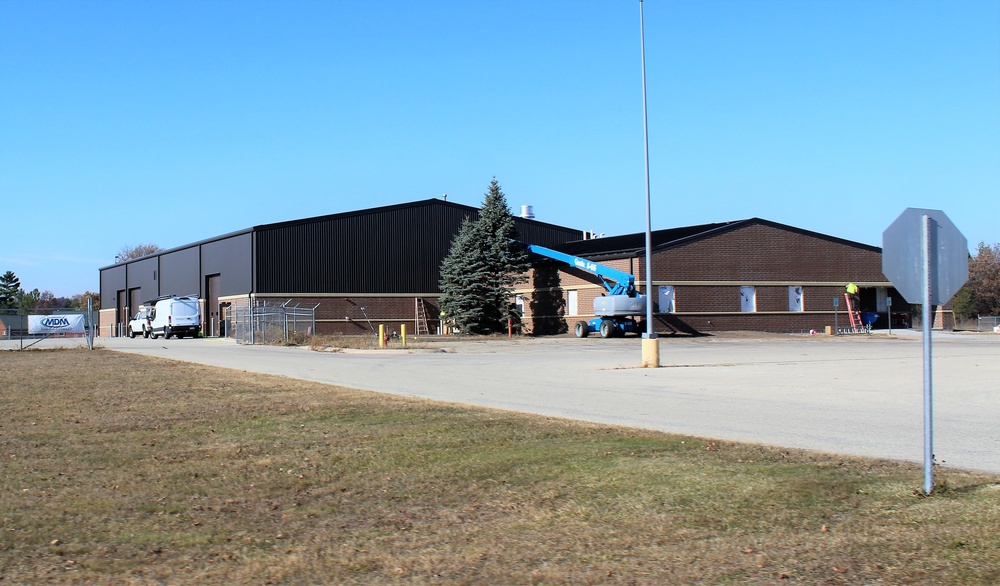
[28,314,86,334]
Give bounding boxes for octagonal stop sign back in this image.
[882,208,968,305]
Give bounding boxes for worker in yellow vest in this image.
[846,282,860,309]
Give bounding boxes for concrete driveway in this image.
[12,330,1000,475]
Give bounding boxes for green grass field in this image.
[1,349,997,584]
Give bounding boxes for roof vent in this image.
[520,205,535,220]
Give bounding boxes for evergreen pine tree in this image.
[16,288,39,313]
[439,217,491,334]
[438,178,530,335]
[0,271,20,310]
[476,177,529,331]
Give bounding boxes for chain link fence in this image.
[0,307,98,349]
[229,299,318,345]
[978,315,1000,332]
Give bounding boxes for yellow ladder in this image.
[414,298,430,336]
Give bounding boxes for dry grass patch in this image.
[0,349,997,585]
[307,333,443,351]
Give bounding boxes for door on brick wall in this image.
[206,274,220,337]
[220,302,231,338]
[116,290,127,337]
[567,290,578,316]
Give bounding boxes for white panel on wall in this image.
[740,286,757,313]
[658,285,675,313]
[788,286,803,312]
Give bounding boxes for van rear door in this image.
[172,298,200,325]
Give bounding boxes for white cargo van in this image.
[147,295,201,339]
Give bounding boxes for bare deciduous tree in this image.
[35,290,59,309]
[115,243,164,263]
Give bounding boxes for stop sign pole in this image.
[882,208,968,495]
[919,215,935,496]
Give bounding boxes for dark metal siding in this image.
[99,201,578,300]
[126,257,158,303]
[99,230,254,310]
[512,218,582,250]
[100,265,126,308]
[254,200,580,294]
[202,233,253,297]
[160,247,200,298]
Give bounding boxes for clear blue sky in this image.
[2,0,998,297]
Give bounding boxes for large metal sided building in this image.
[99,199,581,338]
[102,200,941,339]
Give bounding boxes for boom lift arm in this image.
[524,243,647,338]
[524,244,638,297]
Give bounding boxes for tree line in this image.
[1,244,162,312]
[0,244,163,313]
[0,271,100,312]
[953,242,1000,319]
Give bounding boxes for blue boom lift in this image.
[525,243,647,338]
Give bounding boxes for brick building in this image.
[100,201,931,339]
[518,218,926,335]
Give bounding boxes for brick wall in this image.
[653,223,885,282]
[99,308,119,337]
[519,222,895,334]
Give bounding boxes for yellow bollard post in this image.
[641,337,660,368]
[401,324,407,347]
[378,324,385,348]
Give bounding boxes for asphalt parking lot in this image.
[7,330,1000,475]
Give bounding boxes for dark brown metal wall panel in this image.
[512,218,583,251]
[100,265,126,308]
[126,257,159,302]
[254,200,580,294]
[100,200,579,301]
[201,233,253,297]
[160,247,200,298]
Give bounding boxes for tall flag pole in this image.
[639,0,660,367]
